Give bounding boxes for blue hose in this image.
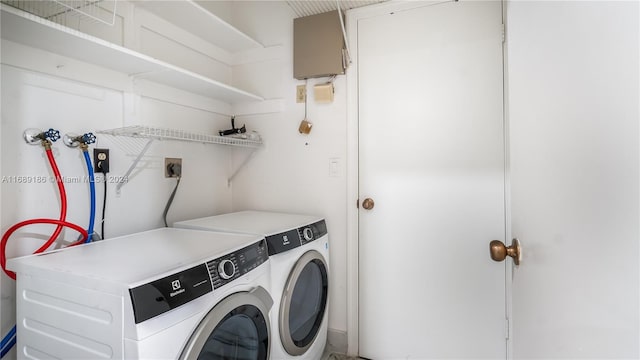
[83,150,96,243]
[1,326,15,349]
[0,337,15,358]
[0,325,16,358]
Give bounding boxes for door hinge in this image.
[505,318,510,340]
[501,23,505,44]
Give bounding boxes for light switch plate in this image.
[329,157,341,177]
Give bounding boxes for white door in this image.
[507,1,639,358]
[357,1,506,359]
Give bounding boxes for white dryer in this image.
[7,228,273,359]
[175,211,329,360]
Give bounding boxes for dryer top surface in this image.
[174,210,324,236]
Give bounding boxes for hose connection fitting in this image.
[63,132,97,150]
[23,128,61,149]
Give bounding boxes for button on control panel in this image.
[303,227,314,241]
[218,259,236,280]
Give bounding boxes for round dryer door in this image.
[180,287,272,360]
[279,250,329,356]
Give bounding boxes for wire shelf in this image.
[1,0,116,26]
[97,125,263,149]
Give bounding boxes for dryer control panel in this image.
[129,239,268,324]
[299,219,328,246]
[265,219,327,255]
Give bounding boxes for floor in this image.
[321,343,367,360]
[324,354,366,360]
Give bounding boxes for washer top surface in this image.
[174,210,323,236]
[7,227,263,286]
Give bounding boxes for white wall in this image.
[229,1,350,343]
[506,1,639,358]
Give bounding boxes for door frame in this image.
[344,0,513,356]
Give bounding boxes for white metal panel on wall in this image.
[507,1,639,357]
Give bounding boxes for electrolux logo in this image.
[170,279,185,297]
[282,235,290,246]
[172,280,181,291]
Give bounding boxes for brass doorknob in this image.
[489,238,521,265]
[362,198,375,210]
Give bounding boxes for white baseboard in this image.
[327,328,348,354]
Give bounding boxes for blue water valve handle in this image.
[45,128,61,142]
[82,133,96,145]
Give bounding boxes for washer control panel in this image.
[207,239,268,289]
[129,239,268,324]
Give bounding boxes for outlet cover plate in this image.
[94,148,110,173]
[296,84,306,103]
[165,157,182,178]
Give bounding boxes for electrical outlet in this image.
[296,84,306,103]
[165,158,182,178]
[94,148,110,173]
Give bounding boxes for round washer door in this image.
[279,250,329,356]
[180,287,272,360]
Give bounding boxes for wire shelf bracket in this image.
[227,149,258,187]
[115,138,154,195]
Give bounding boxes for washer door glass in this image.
[280,250,329,355]
[198,306,266,360]
[180,290,271,360]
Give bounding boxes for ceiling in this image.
[286,0,387,18]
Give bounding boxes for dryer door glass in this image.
[280,250,329,355]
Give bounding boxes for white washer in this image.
[7,228,274,359]
[175,211,329,360]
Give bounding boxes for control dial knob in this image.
[303,228,314,241]
[218,259,236,280]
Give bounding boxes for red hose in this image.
[0,147,87,280]
[1,220,88,279]
[35,149,67,253]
